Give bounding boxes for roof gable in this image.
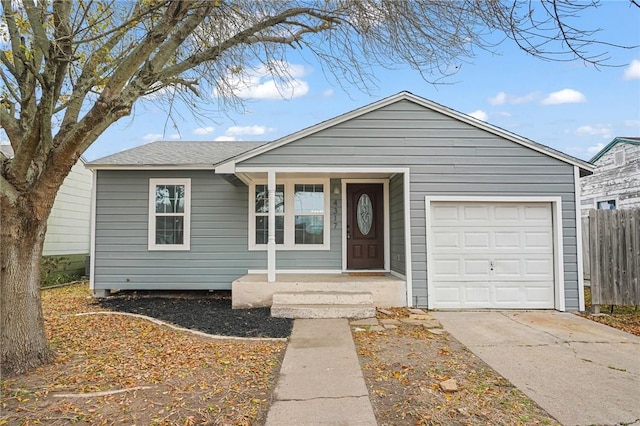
[589,137,640,163]
[215,91,594,173]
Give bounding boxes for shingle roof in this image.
[87,141,268,167]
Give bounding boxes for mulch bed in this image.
[97,292,293,339]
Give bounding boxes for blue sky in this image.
[80,2,639,162]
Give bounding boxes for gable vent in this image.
[614,151,625,166]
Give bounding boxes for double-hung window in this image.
[249,179,330,250]
[149,178,191,250]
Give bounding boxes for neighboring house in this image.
[0,144,93,277]
[580,137,640,217]
[86,92,593,311]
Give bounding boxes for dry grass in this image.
[580,287,640,336]
[354,311,559,426]
[1,283,286,425]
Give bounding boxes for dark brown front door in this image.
[347,183,384,269]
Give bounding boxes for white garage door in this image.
[429,202,555,309]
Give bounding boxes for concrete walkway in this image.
[433,311,640,426]
[265,319,377,426]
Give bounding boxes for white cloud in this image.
[216,61,310,100]
[169,133,182,139]
[496,111,512,118]
[587,143,605,156]
[215,135,237,141]
[488,91,536,106]
[468,110,488,121]
[226,125,273,136]
[541,89,586,105]
[623,59,640,80]
[574,124,611,139]
[143,133,163,142]
[193,126,214,135]
[624,119,640,128]
[488,92,507,106]
[323,88,334,97]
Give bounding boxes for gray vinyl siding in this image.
[240,100,581,310]
[94,170,262,290]
[93,171,342,291]
[389,174,405,275]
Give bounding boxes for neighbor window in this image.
[597,199,616,210]
[149,178,191,250]
[249,179,330,250]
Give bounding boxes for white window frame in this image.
[148,178,191,251]
[594,196,618,210]
[248,178,330,251]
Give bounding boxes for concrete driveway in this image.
[432,311,640,426]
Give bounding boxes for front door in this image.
[347,183,384,269]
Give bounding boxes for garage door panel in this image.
[429,201,555,309]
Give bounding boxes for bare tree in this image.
[0,0,636,376]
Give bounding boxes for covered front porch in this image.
[217,166,414,312]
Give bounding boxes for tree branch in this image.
[0,172,20,205]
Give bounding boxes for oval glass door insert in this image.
[357,194,373,235]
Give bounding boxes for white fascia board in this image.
[401,93,595,172]
[214,92,412,169]
[85,164,216,170]
[574,166,586,311]
[214,160,236,174]
[236,166,410,174]
[215,91,593,173]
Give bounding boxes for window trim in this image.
[594,196,618,211]
[148,178,191,251]
[248,178,330,251]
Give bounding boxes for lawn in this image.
[353,311,559,426]
[1,283,286,425]
[580,286,640,336]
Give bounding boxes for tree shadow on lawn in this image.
[96,291,293,338]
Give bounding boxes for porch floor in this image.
[232,273,406,308]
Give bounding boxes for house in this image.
[86,92,593,312]
[0,144,93,279]
[580,137,640,217]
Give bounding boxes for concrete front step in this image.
[271,303,376,319]
[272,291,374,306]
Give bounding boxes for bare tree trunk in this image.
[1,201,55,377]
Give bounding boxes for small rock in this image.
[368,325,386,332]
[380,318,401,325]
[421,319,442,329]
[351,318,379,326]
[440,378,458,393]
[377,308,393,315]
[428,328,445,335]
[382,324,398,330]
[409,313,432,320]
[352,327,366,332]
[399,318,423,326]
[408,308,426,315]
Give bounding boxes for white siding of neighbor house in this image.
[43,159,92,256]
[239,100,580,309]
[581,143,640,217]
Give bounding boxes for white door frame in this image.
[424,196,565,311]
[342,179,390,272]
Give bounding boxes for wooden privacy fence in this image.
[584,209,640,311]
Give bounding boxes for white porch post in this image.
[267,171,276,282]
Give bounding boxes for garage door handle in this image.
[490,260,495,271]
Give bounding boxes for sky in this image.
[58,2,640,161]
